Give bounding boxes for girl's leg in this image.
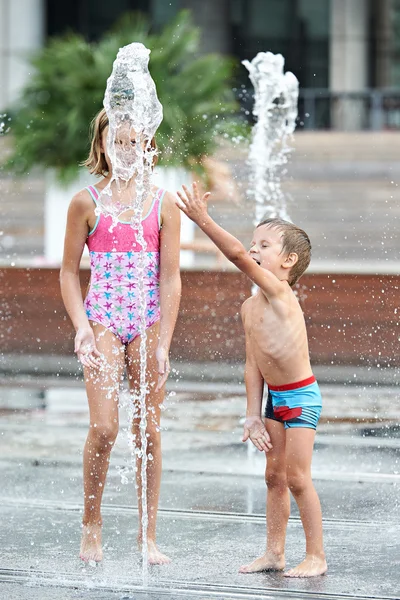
[125,322,170,565]
[284,427,327,577]
[80,324,125,562]
[240,419,289,573]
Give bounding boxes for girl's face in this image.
[101,124,139,177]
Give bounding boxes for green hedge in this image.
[3,11,242,183]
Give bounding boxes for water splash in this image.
[97,42,163,583]
[100,43,162,222]
[242,52,299,223]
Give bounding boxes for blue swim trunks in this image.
[264,375,322,430]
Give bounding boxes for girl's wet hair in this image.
[257,217,312,286]
[83,108,158,176]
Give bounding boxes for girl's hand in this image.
[155,346,170,392]
[242,416,273,452]
[74,326,102,369]
[176,182,211,224]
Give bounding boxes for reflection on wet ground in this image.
[1,381,399,599]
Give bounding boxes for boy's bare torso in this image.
[242,286,313,386]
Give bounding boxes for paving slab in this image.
[1,382,400,599]
[1,460,399,524]
[1,503,399,599]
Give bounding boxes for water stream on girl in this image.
[94,42,163,585]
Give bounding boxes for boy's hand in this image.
[155,346,170,392]
[176,182,211,224]
[75,326,102,369]
[242,416,273,452]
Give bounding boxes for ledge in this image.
[0,354,398,387]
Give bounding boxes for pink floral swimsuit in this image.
[84,185,165,344]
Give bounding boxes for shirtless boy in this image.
[177,183,327,578]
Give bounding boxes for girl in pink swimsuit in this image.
[60,108,181,566]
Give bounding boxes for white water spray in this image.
[97,42,163,584]
[243,52,299,223]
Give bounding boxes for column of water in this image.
[243,52,299,224]
[98,42,163,585]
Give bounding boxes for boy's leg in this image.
[126,322,170,565]
[240,419,289,573]
[284,427,327,577]
[81,324,125,562]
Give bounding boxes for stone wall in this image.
[1,268,398,368]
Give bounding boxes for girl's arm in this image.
[60,191,101,369]
[156,191,182,391]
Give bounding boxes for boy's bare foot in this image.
[80,524,103,563]
[239,552,285,574]
[138,539,171,565]
[284,554,327,578]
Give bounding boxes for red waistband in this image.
[268,375,316,392]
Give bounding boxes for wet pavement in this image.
[1,380,400,600]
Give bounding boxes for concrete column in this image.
[374,0,392,88]
[0,0,44,111]
[181,0,231,54]
[329,0,369,130]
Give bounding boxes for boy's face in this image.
[249,225,286,275]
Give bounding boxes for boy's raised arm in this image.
[176,183,283,298]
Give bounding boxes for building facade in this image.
[1,0,400,128]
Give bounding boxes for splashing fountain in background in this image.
[242,52,299,470]
[97,42,163,583]
[242,52,299,223]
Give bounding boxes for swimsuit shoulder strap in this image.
[86,185,99,205]
[156,188,167,229]
[85,186,101,237]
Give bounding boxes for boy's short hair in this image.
[83,108,158,176]
[257,217,311,286]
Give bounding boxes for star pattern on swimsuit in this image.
[84,250,161,342]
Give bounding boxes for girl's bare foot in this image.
[239,552,285,574]
[138,539,171,565]
[80,524,103,563]
[284,554,327,578]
